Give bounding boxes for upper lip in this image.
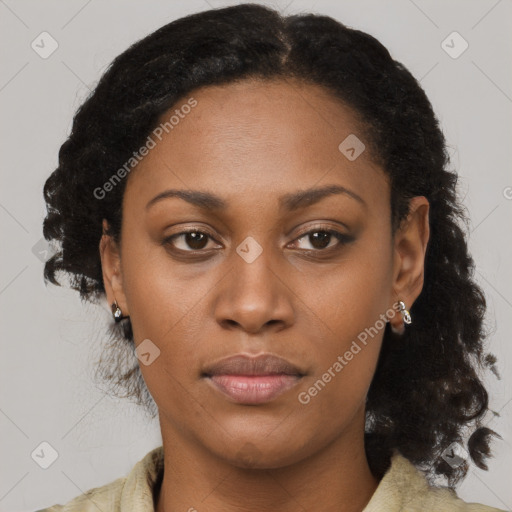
[202,353,305,377]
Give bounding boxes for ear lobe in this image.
[99,219,128,314]
[391,196,430,310]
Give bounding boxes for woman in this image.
[37,3,504,511]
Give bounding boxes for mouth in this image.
[201,353,305,405]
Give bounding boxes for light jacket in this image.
[35,445,506,511]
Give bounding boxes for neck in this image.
[155,409,378,512]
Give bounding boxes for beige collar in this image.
[116,445,502,512]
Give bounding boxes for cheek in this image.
[120,230,200,338]
[119,231,224,405]
[120,244,203,414]
[295,224,393,342]
[294,230,393,407]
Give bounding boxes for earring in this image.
[398,300,412,324]
[390,300,411,335]
[111,300,123,323]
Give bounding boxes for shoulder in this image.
[34,446,164,512]
[33,476,125,512]
[363,451,507,512]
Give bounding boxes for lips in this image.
[202,353,305,405]
[202,353,305,378]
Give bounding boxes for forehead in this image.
[124,78,388,215]
[162,78,370,166]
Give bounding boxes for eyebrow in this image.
[145,184,366,212]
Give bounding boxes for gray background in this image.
[0,0,511,510]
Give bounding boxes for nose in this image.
[213,246,295,335]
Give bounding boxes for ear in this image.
[389,196,430,330]
[99,219,129,316]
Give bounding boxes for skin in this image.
[100,78,429,512]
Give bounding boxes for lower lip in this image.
[205,374,302,404]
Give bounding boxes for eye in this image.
[163,225,354,255]
[290,226,354,251]
[163,229,221,252]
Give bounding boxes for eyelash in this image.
[162,225,354,255]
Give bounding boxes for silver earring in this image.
[111,300,123,322]
[390,300,411,335]
[398,300,412,324]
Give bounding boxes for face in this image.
[101,78,429,468]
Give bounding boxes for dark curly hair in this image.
[42,3,500,486]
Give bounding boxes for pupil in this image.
[310,231,330,249]
[186,232,208,250]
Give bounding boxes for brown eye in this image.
[292,228,354,251]
[307,231,332,250]
[164,230,219,252]
[182,232,209,250]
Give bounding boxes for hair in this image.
[42,3,500,486]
